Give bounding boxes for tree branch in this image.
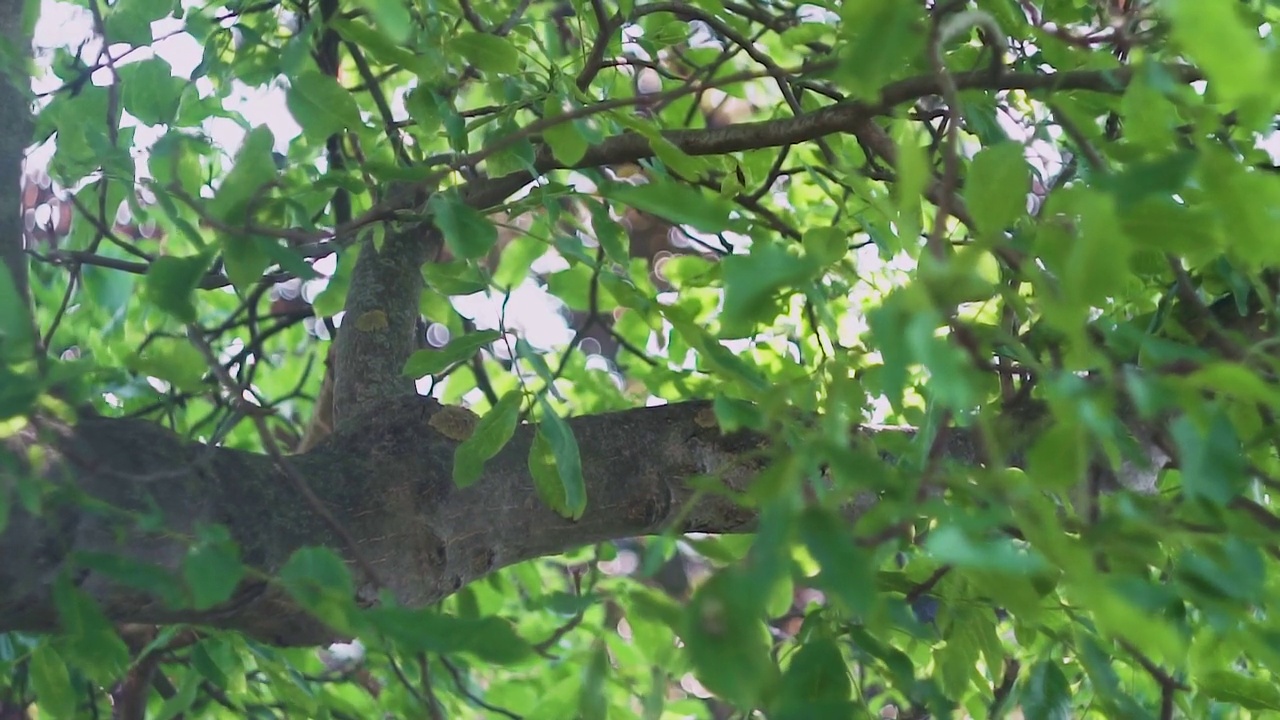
[0,397,985,645]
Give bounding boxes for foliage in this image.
[4,0,1280,717]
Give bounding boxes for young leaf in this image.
[453,390,523,488]
[599,180,733,233]
[403,330,501,378]
[450,33,521,74]
[535,396,586,519]
[429,192,499,260]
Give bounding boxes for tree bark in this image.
[0,397,983,645]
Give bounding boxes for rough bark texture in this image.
[0,397,982,645]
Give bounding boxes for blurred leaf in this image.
[964,142,1030,237]
[208,126,277,223]
[28,644,76,719]
[683,569,778,707]
[1166,0,1268,106]
[720,242,820,337]
[450,33,521,74]
[143,253,212,323]
[286,70,365,140]
[1022,660,1071,720]
[52,576,130,683]
[366,606,533,663]
[183,525,244,610]
[798,507,877,615]
[1171,409,1245,505]
[1199,670,1280,710]
[118,58,185,125]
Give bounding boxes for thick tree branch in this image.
[0,397,985,645]
[0,0,31,315]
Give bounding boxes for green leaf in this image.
[221,234,271,294]
[493,234,547,288]
[1199,670,1280,710]
[683,569,778,707]
[51,576,130,683]
[358,0,411,44]
[1022,660,1071,720]
[429,192,499,260]
[925,525,1047,574]
[720,241,820,337]
[73,551,186,608]
[589,201,630,266]
[118,58,185,125]
[183,525,244,610]
[278,547,359,631]
[836,0,922,98]
[143,254,211,323]
[1171,410,1246,505]
[1167,0,1268,107]
[599,180,733,233]
[207,126,277,223]
[798,508,878,615]
[127,337,207,392]
[423,259,489,295]
[774,638,853,707]
[450,33,521,74]
[964,142,1030,237]
[104,0,171,45]
[535,396,586,519]
[403,330,501,377]
[528,427,570,517]
[453,390,523,488]
[802,227,847,267]
[286,70,364,140]
[543,96,589,165]
[28,644,76,719]
[365,606,533,663]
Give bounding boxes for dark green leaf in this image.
[28,644,75,719]
[1022,660,1071,720]
[534,396,586,519]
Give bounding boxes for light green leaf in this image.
[450,33,521,74]
[286,71,364,140]
[367,606,533,662]
[963,142,1030,237]
[143,254,212,323]
[600,180,733,233]
[183,525,244,610]
[1167,0,1268,106]
[403,330,501,378]
[453,390,523,488]
[29,644,76,719]
[798,507,878,615]
[207,126,277,223]
[429,192,499,260]
[118,58,184,125]
[543,95,589,165]
[720,241,820,337]
[535,396,586,519]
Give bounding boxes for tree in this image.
[3,0,1280,716]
